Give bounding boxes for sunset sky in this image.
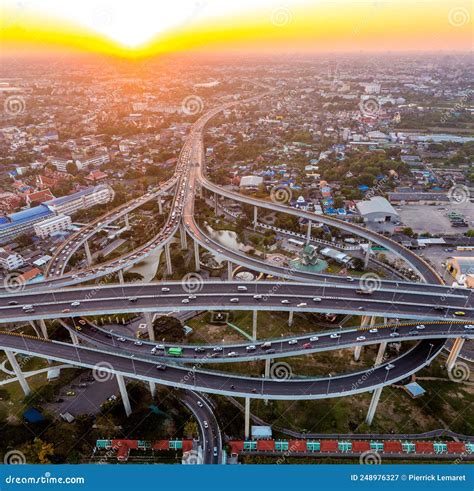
[1,0,472,57]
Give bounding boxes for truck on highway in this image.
[168,347,183,357]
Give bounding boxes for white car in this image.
[182,298,190,304]
[203,421,209,429]
[464,325,474,329]
[416,324,425,330]
[330,333,340,339]
[281,299,290,304]
[288,339,298,345]
[356,336,366,341]
[196,401,203,408]
[390,332,400,337]
[162,287,170,292]
[230,298,239,303]
[312,297,322,302]
[309,336,319,342]
[369,329,378,334]
[246,345,256,351]
[297,302,307,307]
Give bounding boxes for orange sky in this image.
[1,0,472,58]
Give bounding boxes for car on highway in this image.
[162,287,170,292]
[227,352,238,357]
[330,333,340,339]
[302,342,312,349]
[309,336,319,342]
[196,401,203,408]
[356,336,366,341]
[182,299,190,304]
[312,297,322,302]
[246,345,256,351]
[369,328,378,333]
[281,299,290,304]
[134,341,143,346]
[213,346,223,352]
[155,364,167,371]
[194,346,206,352]
[203,421,209,429]
[464,325,474,330]
[118,337,126,342]
[454,311,466,316]
[213,447,218,457]
[389,332,400,337]
[62,308,71,313]
[416,324,425,330]
[253,294,263,300]
[71,301,81,307]
[297,302,307,307]
[230,298,239,303]
[237,286,248,291]
[261,342,272,349]
[385,363,395,370]
[8,300,18,305]
[288,339,298,345]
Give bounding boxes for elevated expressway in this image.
[0,330,446,401]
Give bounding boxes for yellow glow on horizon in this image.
[0,1,472,58]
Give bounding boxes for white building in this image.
[356,196,399,223]
[0,249,24,270]
[365,83,381,95]
[34,214,72,239]
[50,157,74,173]
[240,176,263,188]
[45,185,115,216]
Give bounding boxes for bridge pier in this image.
[116,374,132,417]
[364,241,372,270]
[446,338,466,371]
[149,381,157,398]
[253,206,258,230]
[353,345,362,362]
[244,397,251,439]
[180,224,188,250]
[124,214,130,228]
[69,329,80,345]
[144,312,155,342]
[264,359,270,405]
[252,310,258,340]
[38,319,48,339]
[194,240,201,272]
[84,240,93,266]
[214,193,218,215]
[288,311,294,328]
[227,261,233,281]
[375,342,387,366]
[157,196,163,214]
[28,321,41,338]
[5,350,31,396]
[365,386,382,426]
[118,269,124,284]
[164,243,173,275]
[306,220,312,245]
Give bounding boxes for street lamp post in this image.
[326,373,332,395]
[426,343,434,364]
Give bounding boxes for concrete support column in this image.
[375,342,387,366]
[116,374,132,417]
[180,224,188,250]
[38,319,49,339]
[354,345,362,362]
[194,240,201,272]
[446,338,466,371]
[5,350,30,396]
[149,382,157,398]
[227,261,233,281]
[214,193,218,215]
[244,397,251,439]
[69,330,80,346]
[253,206,258,230]
[124,214,130,228]
[252,310,258,341]
[118,269,124,284]
[366,387,383,426]
[364,241,372,269]
[157,197,163,214]
[264,359,271,406]
[84,240,93,265]
[144,312,155,342]
[164,243,173,275]
[306,220,312,245]
[28,321,41,338]
[288,310,294,328]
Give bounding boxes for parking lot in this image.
[397,202,474,235]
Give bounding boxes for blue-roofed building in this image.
[0,205,54,244]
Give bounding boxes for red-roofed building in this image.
[85,170,108,182]
[257,440,275,452]
[288,440,307,452]
[25,189,55,207]
[19,268,42,283]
